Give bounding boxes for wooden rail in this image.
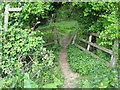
[91,32,100,37]
[43,42,54,46]
[39,28,52,32]
[74,43,108,63]
[79,38,113,55]
[36,26,60,46]
[41,26,60,46]
[73,32,118,67]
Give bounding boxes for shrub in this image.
[67,45,118,88]
[1,25,55,88]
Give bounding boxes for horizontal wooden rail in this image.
[74,43,108,63]
[43,42,54,46]
[90,32,100,37]
[82,32,100,37]
[37,28,52,32]
[79,38,114,55]
[90,32,110,40]
[73,32,118,67]
[43,35,54,39]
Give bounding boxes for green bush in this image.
[1,25,55,88]
[43,44,64,87]
[49,20,79,33]
[68,45,108,75]
[67,45,118,88]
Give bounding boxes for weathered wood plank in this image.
[9,8,22,11]
[87,34,92,51]
[44,35,54,39]
[55,28,61,45]
[43,42,54,46]
[72,31,78,44]
[4,4,9,30]
[68,31,78,45]
[110,39,119,67]
[74,43,108,63]
[91,32,100,37]
[39,28,52,32]
[53,26,58,44]
[79,38,113,55]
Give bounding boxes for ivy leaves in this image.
[1,25,55,88]
[1,2,53,29]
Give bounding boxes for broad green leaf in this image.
[42,83,57,88]
[24,73,38,88]
[54,77,63,85]
[82,80,91,88]
[102,78,109,86]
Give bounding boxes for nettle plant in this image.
[1,23,55,88]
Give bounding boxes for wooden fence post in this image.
[53,26,58,44]
[110,39,119,67]
[4,4,22,30]
[56,28,61,45]
[72,31,78,45]
[4,4,10,30]
[87,34,92,51]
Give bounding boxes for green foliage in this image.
[1,2,119,88]
[82,80,92,88]
[59,2,118,46]
[37,20,79,40]
[68,45,107,75]
[49,20,79,37]
[45,44,62,66]
[1,2,53,29]
[56,4,74,21]
[42,44,64,88]
[96,77,109,88]
[42,76,63,88]
[24,73,38,88]
[99,10,119,45]
[1,23,55,88]
[35,30,54,43]
[1,25,64,88]
[37,25,53,30]
[37,23,70,44]
[67,45,118,88]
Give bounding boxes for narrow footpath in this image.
[59,31,80,88]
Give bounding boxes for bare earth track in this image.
[59,31,80,88]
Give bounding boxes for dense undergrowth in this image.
[67,45,118,88]
[0,2,119,89]
[0,25,63,88]
[37,20,79,39]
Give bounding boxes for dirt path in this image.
[59,31,80,88]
